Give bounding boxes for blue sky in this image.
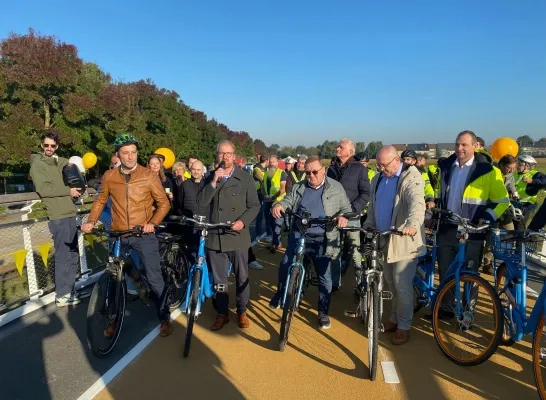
[1,0,545,147]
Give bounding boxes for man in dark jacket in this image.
[198,140,260,331]
[327,138,371,291]
[29,131,88,307]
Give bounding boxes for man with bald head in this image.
[363,145,426,345]
[328,138,371,292]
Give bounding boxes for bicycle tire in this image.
[183,268,201,358]
[279,267,299,352]
[432,273,502,366]
[368,280,380,381]
[359,283,368,324]
[532,312,546,400]
[86,272,127,357]
[494,263,515,346]
[165,246,190,311]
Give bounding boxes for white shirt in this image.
[446,156,474,216]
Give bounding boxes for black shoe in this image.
[331,285,340,293]
[269,293,281,309]
[424,310,455,321]
[318,314,331,329]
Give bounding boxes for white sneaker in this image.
[127,289,138,295]
[249,261,263,270]
[55,293,81,307]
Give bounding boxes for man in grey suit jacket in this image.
[198,140,260,332]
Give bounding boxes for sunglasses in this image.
[305,167,324,176]
[42,144,57,148]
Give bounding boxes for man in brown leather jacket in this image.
[82,134,173,337]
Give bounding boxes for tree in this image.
[279,146,294,158]
[317,140,338,159]
[253,139,267,156]
[355,141,365,154]
[517,135,534,147]
[365,141,383,158]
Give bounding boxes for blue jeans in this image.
[264,201,283,245]
[278,234,333,316]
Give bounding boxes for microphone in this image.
[215,161,226,172]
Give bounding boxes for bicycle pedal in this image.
[215,284,228,293]
[382,291,393,300]
[344,310,358,318]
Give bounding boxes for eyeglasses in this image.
[218,152,234,157]
[305,167,324,176]
[378,157,397,171]
[42,143,57,149]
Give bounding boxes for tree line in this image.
[254,140,384,161]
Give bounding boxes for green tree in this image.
[355,141,366,154]
[517,135,534,147]
[365,141,383,158]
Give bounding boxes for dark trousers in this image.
[208,249,249,315]
[248,247,256,264]
[436,224,484,311]
[122,234,169,321]
[529,202,546,231]
[278,235,333,317]
[254,198,265,238]
[515,203,538,230]
[49,216,79,298]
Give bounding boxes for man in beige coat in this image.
[364,145,426,345]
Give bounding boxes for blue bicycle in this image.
[490,228,546,399]
[169,215,232,358]
[413,208,503,366]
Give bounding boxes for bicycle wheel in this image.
[532,312,546,400]
[86,272,127,357]
[432,273,502,366]
[494,263,515,346]
[279,267,300,352]
[367,280,380,381]
[164,245,190,311]
[183,268,201,358]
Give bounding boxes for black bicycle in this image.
[341,226,402,381]
[84,226,190,357]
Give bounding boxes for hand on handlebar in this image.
[334,216,348,228]
[401,225,417,237]
[80,223,94,233]
[142,223,156,234]
[231,220,245,231]
[271,204,284,219]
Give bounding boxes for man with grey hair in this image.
[198,140,260,331]
[328,138,371,292]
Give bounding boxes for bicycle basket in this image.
[491,230,541,263]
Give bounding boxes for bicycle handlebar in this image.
[338,226,404,237]
[77,225,164,237]
[497,229,546,243]
[169,215,232,229]
[282,210,360,222]
[431,208,490,233]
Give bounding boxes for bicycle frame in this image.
[413,230,479,313]
[282,234,308,309]
[496,240,546,341]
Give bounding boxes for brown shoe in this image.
[211,314,230,331]
[383,321,398,333]
[238,312,250,329]
[160,320,172,337]
[391,329,410,345]
[104,320,118,338]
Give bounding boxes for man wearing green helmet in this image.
[82,133,173,337]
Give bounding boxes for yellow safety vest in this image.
[263,168,286,201]
[368,169,375,180]
[515,170,538,204]
[421,170,435,202]
[184,170,191,179]
[290,170,305,184]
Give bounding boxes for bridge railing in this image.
[0,189,108,327]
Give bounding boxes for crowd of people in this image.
[28,129,546,344]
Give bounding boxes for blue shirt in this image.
[375,163,403,232]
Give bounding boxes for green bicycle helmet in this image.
[114,133,139,150]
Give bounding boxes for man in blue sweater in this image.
[269,156,352,329]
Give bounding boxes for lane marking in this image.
[380,361,400,384]
[77,307,183,400]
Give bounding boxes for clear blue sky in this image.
[1,0,545,147]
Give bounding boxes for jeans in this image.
[277,234,333,316]
[49,217,79,298]
[264,201,283,245]
[121,234,169,322]
[332,222,362,288]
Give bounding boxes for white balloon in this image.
[69,156,85,173]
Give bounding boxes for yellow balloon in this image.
[154,148,175,169]
[490,137,519,161]
[82,152,97,169]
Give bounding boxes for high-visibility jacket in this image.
[420,169,435,202]
[263,168,286,201]
[290,170,305,184]
[184,170,191,179]
[252,164,266,191]
[367,168,375,181]
[428,164,440,198]
[515,170,540,204]
[438,153,509,224]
